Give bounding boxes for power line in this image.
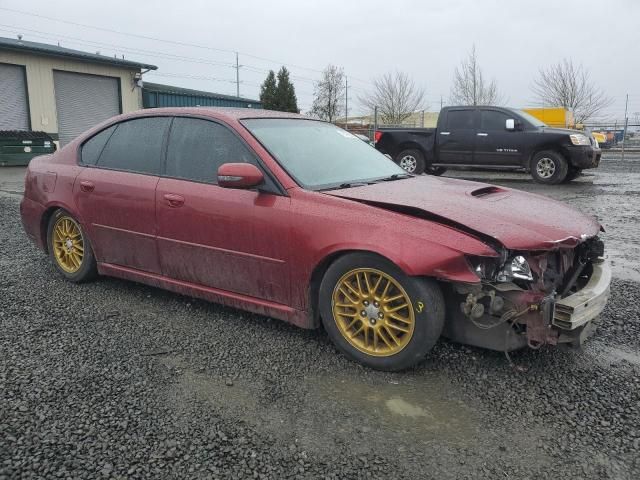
[0,6,334,77]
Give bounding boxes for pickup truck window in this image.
[480,110,510,131]
[446,110,475,130]
[507,109,547,127]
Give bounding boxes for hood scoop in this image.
[469,186,510,199]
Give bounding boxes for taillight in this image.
[374,131,383,143]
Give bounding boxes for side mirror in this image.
[217,163,264,189]
[505,119,516,131]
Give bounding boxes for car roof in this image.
[121,107,311,123]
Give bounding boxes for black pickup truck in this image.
[374,106,602,184]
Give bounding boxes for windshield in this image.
[509,109,548,127]
[242,119,406,190]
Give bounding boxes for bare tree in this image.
[359,71,426,124]
[531,59,612,123]
[449,45,503,106]
[310,65,345,122]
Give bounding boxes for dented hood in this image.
[324,176,601,251]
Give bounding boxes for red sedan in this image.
[20,108,611,370]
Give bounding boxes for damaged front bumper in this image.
[443,261,612,352]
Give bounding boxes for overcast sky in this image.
[1,0,638,122]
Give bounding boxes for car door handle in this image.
[440,131,451,135]
[477,132,488,137]
[163,193,185,208]
[79,180,95,192]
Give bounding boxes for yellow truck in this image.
[522,107,575,129]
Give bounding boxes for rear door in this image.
[74,116,171,273]
[156,117,291,304]
[474,109,524,166]
[436,108,477,164]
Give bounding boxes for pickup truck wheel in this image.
[530,151,568,184]
[319,252,445,371]
[396,149,426,174]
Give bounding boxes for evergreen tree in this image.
[259,70,278,110]
[275,67,299,113]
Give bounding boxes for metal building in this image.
[142,82,262,110]
[0,36,157,146]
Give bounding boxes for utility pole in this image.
[235,52,240,98]
[344,76,348,130]
[421,110,425,128]
[622,93,629,161]
[440,95,443,111]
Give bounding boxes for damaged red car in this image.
[20,108,611,371]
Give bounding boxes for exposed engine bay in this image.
[443,236,611,352]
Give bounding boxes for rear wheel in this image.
[530,151,568,184]
[319,253,445,371]
[47,209,97,282]
[396,149,426,174]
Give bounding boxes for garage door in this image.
[53,71,120,146]
[0,63,30,131]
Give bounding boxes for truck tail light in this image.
[374,131,382,144]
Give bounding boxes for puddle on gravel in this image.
[310,374,476,443]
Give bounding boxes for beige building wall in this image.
[0,50,142,137]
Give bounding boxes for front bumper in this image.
[443,261,612,352]
[566,145,602,169]
[553,261,611,330]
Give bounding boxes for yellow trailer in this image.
[522,107,575,128]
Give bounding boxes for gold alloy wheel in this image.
[52,216,84,273]
[332,268,415,357]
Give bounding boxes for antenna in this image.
[17,34,23,40]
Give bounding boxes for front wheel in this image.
[395,149,426,174]
[530,151,568,184]
[319,253,445,371]
[47,209,97,282]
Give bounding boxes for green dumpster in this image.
[0,131,57,167]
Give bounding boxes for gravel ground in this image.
[1,154,640,479]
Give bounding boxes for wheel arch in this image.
[528,146,567,171]
[308,249,402,329]
[396,142,426,158]
[40,203,86,254]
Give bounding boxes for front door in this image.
[73,117,171,273]
[156,117,291,304]
[474,109,524,166]
[436,108,477,165]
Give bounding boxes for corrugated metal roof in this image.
[142,82,259,104]
[0,36,157,70]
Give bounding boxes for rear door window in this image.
[445,110,476,130]
[81,125,117,165]
[165,117,256,184]
[97,117,170,175]
[480,110,510,131]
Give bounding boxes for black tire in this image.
[47,209,97,282]
[395,149,426,174]
[563,168,583,182]
[319,252,445,371]
[530,151,568,184]
[425,166,447,176]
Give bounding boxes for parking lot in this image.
[1,153,639,479]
